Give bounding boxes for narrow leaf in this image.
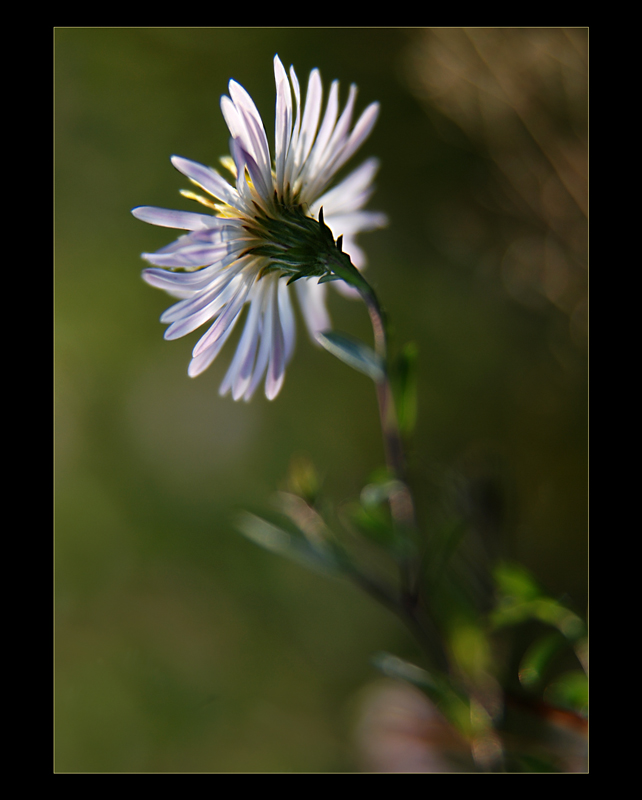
[236,512,338,575]
[316,330,385,382]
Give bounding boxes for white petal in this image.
[131,206,216,231]
[283,65,302,192]
[142,222,241,257]
[192,274,254,358]
[142,262,234,295]
[274,55,293,194]
[142,241,235,269]
[219,288,263,400]
[171,155,243,211]
[295,278,331,341]
[266,281,286,400]
[303,80,339,187]
[243,282,274,401]
[160,266,242,324]
[229,82,273,182]
[163,274,243,340]
[323,210,388,236]
[329,101,380,177]
[187,311,241,378]
[313,157,380,216]
[235,137,271,203]
[229,138,260,210]
[313,83,358,182]
[296,69,323,170]
[278,278,296,362]
[222,89,273,197]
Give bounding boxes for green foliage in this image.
[518,631,567,689]
[391,341,418,437]
[316,331,385,383]
[56,26,587,773]
[248,202,338,283]
[236,511,340,577]
[491,562,587,645]
[372,652,471,734]
[544,670,588,717]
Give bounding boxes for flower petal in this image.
[134,58,384,401]
[274,55,293,195]
[187,310,242,378]
[266,280,286,400]
[278,278,296,362]
[313,157,380,216]
[219,287,263,400]
[244,282,274,401]
[296,68,323,170]
[295,277,331,342]
[171,155,243,211]
[131,206,218,231]
[192,273,254,358]
[227,81,273,190]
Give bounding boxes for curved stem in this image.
[357,283,416,589]
[324,248,450,671]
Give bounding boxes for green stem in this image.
[325,249,449,670]
[340,264,415,584]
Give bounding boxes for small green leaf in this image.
[372,652,438,689]
[236,512,338,576]
[346,501,396,548]
[544,670,588,717]
[493,562,543,602]
[518,632,566,688]
[316,330,385,382]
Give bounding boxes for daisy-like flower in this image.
[132,56,386,401]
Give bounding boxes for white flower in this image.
[132,55,386,401]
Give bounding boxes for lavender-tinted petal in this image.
[192,275,254,358]
[171,155,242,210]
[131,206,216,231]
[295,277,331,342]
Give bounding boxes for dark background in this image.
[55,27,587,772]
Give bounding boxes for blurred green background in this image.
[55,28,587,772]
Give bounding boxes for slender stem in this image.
[357,283,417,588]
[325,249,450,671]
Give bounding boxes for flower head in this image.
[132,56,386,400]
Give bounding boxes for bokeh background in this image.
[55,27,588,772]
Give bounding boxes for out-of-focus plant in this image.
[133,46,587,773]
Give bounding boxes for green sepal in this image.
[316,330,385,383]
[285,272,309,285]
